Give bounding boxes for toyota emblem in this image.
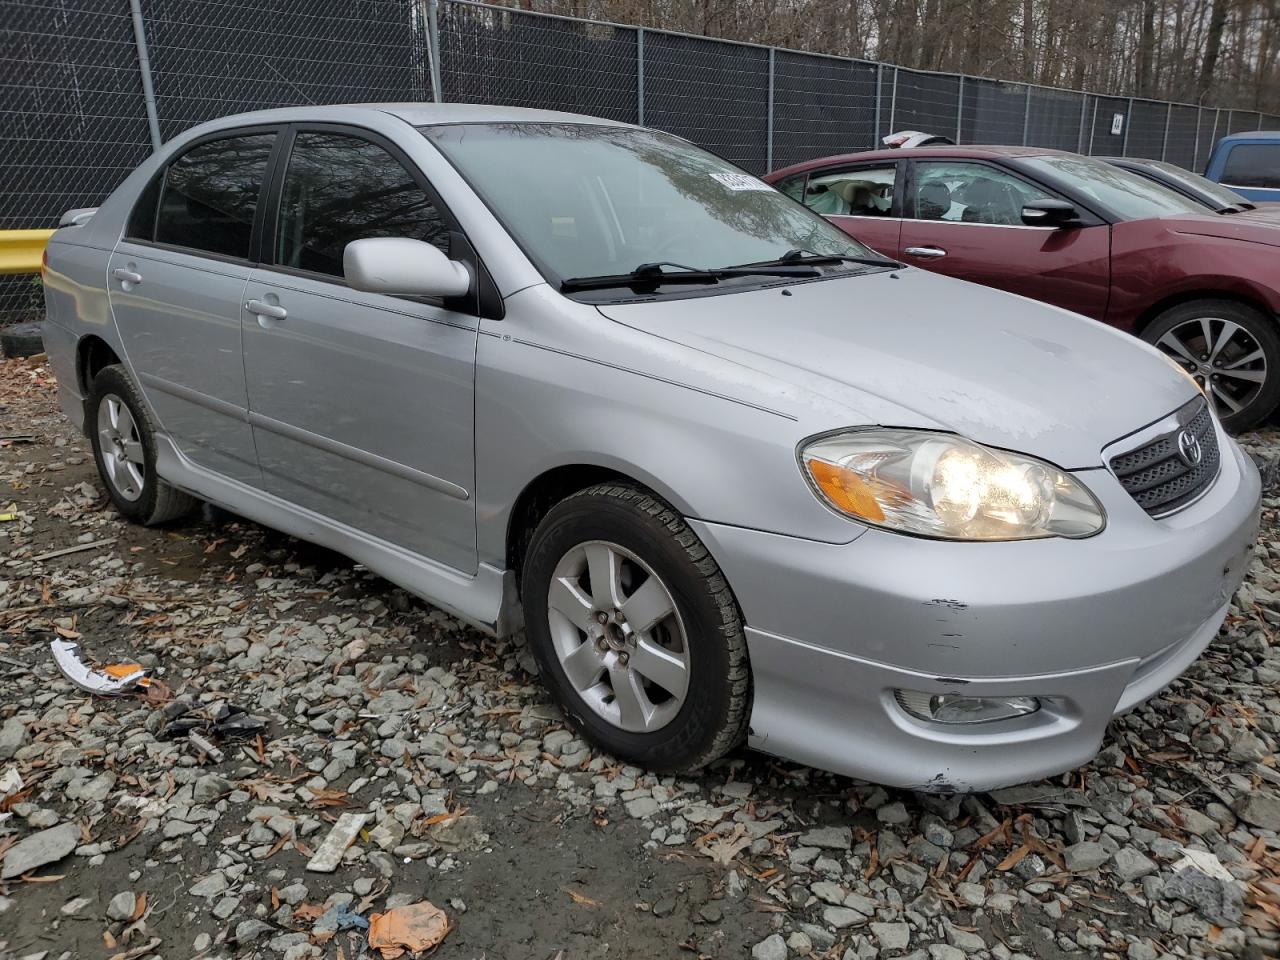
[1177,429,1203,467]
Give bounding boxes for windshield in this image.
[1138,160,1251,210]
[1022,155,1209,220]
[422,123,880,293]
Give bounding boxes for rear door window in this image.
[1221,144,1280,189]
[148,133,276,259]
[273,131,449,279]
[799,165,897,217]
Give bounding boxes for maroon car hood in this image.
[1164,213,1280,248]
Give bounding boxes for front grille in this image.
[1109,398,1220,517]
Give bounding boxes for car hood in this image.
[596,268,1198,469]
[1165,212,1280,247]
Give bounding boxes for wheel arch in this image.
[76,334,122,396]
[1132,288,1278,338]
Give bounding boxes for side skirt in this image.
[152,434,518,636]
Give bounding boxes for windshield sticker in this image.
[711,172,774,192]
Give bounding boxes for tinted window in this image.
[911,162,1053,225]
[275,131,448,278]
[802,165,896,216]
[1221,144,1280,189]
[152,134,275,258]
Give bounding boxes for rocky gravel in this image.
[3,353,1280,959]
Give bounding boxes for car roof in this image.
[175,103,634,142]
[766,144,1074,179]
[1217,130,1280,143]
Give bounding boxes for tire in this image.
[1,322,44,359]
[87,364,198,525]
[1141,299,1280,433]
[521,483,750,772]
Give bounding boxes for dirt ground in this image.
[3,353,1280,960]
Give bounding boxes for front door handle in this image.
[246,299,287,321]
[904,246,947,258]
[112,267,143,284]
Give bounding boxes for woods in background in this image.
[499,1,1280,112]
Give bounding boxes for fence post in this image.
[766,47,774,172]
[127,0,162,150]
[1160,103,1171,161]
[873,64,882,143]
[427,0,442,102]
[1077,94,1089,154]
[1087,97,1098,155]
[1122,96,1133,155]
[1021,84,1030,146]
[636,27,645,126]
[1193,106,1203,171]
[888,66,898,133]
[955,75,964,142]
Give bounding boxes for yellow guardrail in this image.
[0,229,56,276]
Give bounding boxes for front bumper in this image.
[692,426,1260,791]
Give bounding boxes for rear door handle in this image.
[112,267,143,284]
[904,246,947,258]
[246,299,287,320]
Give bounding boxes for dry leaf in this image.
[565,888,601,907]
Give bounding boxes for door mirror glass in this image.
[1021,199,1080,227]
[344,237,471,298]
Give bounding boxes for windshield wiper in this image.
[559,260,819,293]
[722,248,903,271]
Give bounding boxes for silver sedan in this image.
[41,104,1259,791]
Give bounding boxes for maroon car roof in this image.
[764,144,1073,180]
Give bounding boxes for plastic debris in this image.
[312,902,370,943]
[159,699,266,741]
[187,731,224,763]
[368,900,449,958]
[1173,847,1236,883]
[306,812,369,873]
[50,639,148,695]
[0,513,17,522]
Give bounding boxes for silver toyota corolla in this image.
[41,104,1260,791]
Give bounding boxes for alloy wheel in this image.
[96,393,146,502]
[545,539,690,733]
[1155,316,1267,419]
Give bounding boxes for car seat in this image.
[916,180,952,220]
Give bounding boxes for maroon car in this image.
[765,146,1280,431]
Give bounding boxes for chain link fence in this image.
[6,0,1280,324]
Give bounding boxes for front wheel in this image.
[1141,299,1280,432]
[521,483,750,772]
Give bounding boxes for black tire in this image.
[1141,299,1280,433]
[87,364,198,525]
[1,322,44,359]
[521,483,751,772]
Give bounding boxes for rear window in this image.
[145,133,276,259]
[1221,144,1280,190]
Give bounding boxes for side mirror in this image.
[343,237,471,298]
[1021,199,1079,228]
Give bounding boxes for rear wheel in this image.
[521,483,750,772]
[88,364,197,525]
[1141,299,1280,432]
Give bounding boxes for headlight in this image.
[799,429,1104,540]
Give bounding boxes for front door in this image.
[241,127,479,572]
[899,160,1111,320]
[108,129,278,485]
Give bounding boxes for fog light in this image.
[895,690,1040,724]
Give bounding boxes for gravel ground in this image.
[3,353,1280,960]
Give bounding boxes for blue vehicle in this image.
[1204,131,1280,201]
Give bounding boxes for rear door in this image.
[898,159,1111,319]
[778,161,903,258]
[241,125,480,572]
[108,128,279,485]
